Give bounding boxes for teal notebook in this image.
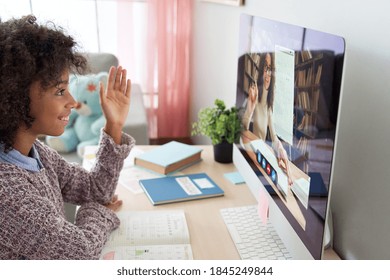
[134,141,203,175]
[139,173,224,205]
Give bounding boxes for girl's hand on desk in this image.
[104,194,123,212]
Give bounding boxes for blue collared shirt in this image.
[0,143,44,172]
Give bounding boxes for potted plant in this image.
[192,99,242,163]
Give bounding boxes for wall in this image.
[190,0,390,259]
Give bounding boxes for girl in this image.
[0,15,133,259]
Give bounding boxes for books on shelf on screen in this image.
[139,173,224,205]
[100,210,193,260]
[134,141,203,175]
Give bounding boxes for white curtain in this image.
[0,0,148,89]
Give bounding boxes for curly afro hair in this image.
[0,15,87,151]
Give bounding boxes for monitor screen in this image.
[234,14,345,259]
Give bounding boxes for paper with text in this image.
[101,244,193,260]
[193,178,215,189]
[119,167,161,194]
[83,146,144,171]
[100,210,193,260]
[175,177,202,195]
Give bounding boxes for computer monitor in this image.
[233,14,345,259]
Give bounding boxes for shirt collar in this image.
[0,143,43,172]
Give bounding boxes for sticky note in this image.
[223,172,245,185]
[258,189,269,225]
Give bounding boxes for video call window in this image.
[235,15,345,259]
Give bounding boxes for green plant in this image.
[192,99,242,145]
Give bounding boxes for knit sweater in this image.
[0,131,135,259]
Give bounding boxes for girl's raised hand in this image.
[100,66,131,144]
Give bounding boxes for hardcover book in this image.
[134,141,203,175]
[139,173,224,205]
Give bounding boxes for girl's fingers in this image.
[119,69,127,93]
[125,79,131,98]
[107,66,116,91]
[114,66,122,90]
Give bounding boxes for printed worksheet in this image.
[100,210,193,260]
[118,166,161,194]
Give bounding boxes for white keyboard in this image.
[220,205,292,260]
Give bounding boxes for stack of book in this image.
[134,141,224,206]
[139,173,225,205]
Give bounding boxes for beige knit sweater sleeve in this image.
[0,131,135,260]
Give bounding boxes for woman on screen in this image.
[242,52,292,185]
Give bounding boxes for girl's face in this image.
[263,53,272,90]
[28,70,77,137]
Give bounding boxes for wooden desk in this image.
[113,145,339,260]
